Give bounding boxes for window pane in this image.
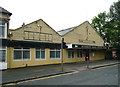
[0,50,6,62]
[72,50,74,58]
[77,50,82,58]
[0,26,5,37]
[68,51,71,58]
[41,51,45,59]
[14,51,22,60]
[68,50,74,58]
[23,51,30,60]
[0,23,6,38]
[56,51,60,58]
[36,51,40,59]
[50,51,55,58]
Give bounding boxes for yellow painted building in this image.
[0,7,106,69]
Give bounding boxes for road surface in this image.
[18,64,119,85]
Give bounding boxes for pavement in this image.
[1,59,120,85]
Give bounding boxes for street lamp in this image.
[86,57,89,69]
[61,38,64,72]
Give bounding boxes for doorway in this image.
[85,49,90,61]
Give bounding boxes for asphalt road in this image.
[18,64,119,85]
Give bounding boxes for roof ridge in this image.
[0,6,12,16]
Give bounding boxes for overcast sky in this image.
[1,0,118,31]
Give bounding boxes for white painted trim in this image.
[35,48,46,60]
[13,48,31,61]
[50,49,61,60]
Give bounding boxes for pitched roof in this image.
[0,7,12,16]
[57,26,77,35]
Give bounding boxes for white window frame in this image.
[0,46,7,62]
[50,49,61,59]
[0,22,7,39]
[14,48,30,61]
[35,48,46,60]
[68,50,74,59]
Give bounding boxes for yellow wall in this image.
[91,50,105,61]
[7,47,105,68]
[63,21,104,46]
[7,47,61,68]
[9,19,61,43]
[6,20,105,69]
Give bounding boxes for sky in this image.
[0,0,118,31]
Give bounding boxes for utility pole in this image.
[86,57,89,69]
[61,38,64,72]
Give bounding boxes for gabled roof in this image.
[0,7,12,16]
[11,19,61,36]
[58,21,104,43]
[57,26,77,36]
[57,21,90,36]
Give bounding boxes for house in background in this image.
[0,7,106,70]
[0,7,12,69]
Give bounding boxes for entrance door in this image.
[85,49,90,61]
[0,47,7,70]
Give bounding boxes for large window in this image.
[0,47,6,62]
[36,48,45,60]
[68,50,74,58]
[50,49,61,59]
[77,50,83,58]
[14,48,30,61]
[0,22,7,38]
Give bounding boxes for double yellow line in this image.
[92,63,119,70]
[2,71,79,86]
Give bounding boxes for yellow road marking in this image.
[2,71,77,85]
[93,63,119,70]
[3,63,119,86]
[17,71,79,84]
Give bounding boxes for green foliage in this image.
[91,0,120,49]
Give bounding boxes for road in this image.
[17,64,119,85]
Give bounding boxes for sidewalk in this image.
[1,59,120,84]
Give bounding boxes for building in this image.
[0,7,106,70]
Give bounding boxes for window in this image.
[14,48,30,61]
[0,22,7,38]
[68,50,74,58]
[36,48,45,60]
[90,50,95,57]
[50,49,60,59]
[0,47,6,62]
[77,50,83,58]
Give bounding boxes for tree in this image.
[91,0,120,49]
[109,0,120,49]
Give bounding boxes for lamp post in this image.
[61,38,64,72]
[86,57,89,69]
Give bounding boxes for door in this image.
[85,49,90,61]
[0,47,7,70]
